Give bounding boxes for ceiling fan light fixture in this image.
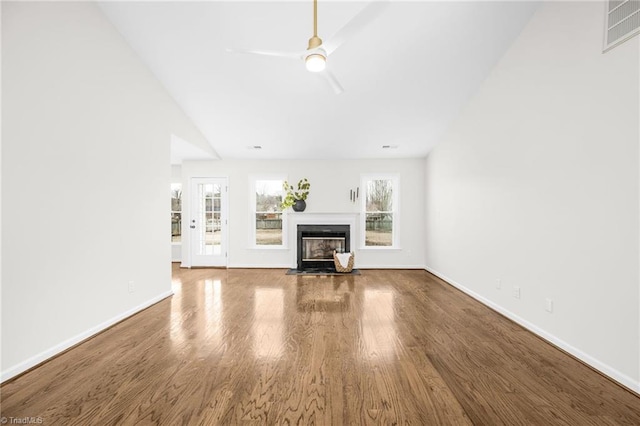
[305,53,326,72]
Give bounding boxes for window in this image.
[361,174,399,248]
[251,177,286,247]
[171,183,182,243]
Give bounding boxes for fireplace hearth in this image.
[297,224,350,271]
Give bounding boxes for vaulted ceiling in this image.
[99,1,539,160]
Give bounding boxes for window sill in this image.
[358,245,402,251]
[248,245,289,250]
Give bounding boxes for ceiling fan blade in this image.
[225,48,301,59]
[320,70,344,95]
[322,1,389,56]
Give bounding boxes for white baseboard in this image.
[0,291,173,383]
[228,264,291,269]
[424,266,640,394]
[226,264,427,270]
[357,264,427,269]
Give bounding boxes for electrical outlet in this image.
[545,298,553,313]
[496,278,502,290]
[128,281,135,293]
[513,286,520,299]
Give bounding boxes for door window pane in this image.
[196,183,222,256]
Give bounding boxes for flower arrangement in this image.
[281,178,311,210]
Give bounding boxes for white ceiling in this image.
[99,1,539,160]
[170,134,215,164]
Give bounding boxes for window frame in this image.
[360,173,400,250]
[249,174,288,249]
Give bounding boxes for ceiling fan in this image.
[226,0,389,94]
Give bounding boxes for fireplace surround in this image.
[297,224,350,271]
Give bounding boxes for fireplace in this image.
[297,224,350,271]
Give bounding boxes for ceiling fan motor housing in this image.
[307,35,323,50]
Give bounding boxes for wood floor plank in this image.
[2,266,640,425]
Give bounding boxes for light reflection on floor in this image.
[362,289,396,360]
[168,268,399,362]
[253,288,284,360]
[170,277,225,356]
[204,279,223,354]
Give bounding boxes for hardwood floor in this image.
[2,266,640,425]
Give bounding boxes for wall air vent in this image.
[604,0,640,52]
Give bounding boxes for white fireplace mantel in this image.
[287,212,359,268]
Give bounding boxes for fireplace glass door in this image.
[302,237,346,262]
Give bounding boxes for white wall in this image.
[1,2,209,381]
[424,2,639,391]
[181,159,425,269]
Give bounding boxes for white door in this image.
[190,177,228,267]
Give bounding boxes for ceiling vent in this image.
[604,0,640,52]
